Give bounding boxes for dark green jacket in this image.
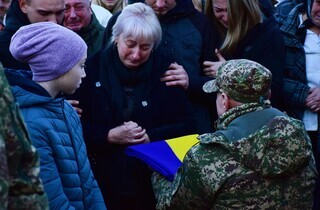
[78,13,105,58]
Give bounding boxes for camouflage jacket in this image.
[0,65,48,210]
[152,102,318,209]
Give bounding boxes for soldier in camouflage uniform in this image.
[152,59,318,209]
[0,62,48,210]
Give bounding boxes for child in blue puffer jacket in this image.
[5,22,107,210]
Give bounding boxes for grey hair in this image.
[111,3,162,48]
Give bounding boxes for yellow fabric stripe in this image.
[166,134,199,162]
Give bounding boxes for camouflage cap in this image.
[203,59,272,103]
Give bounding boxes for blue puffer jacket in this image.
[5,69,106,210]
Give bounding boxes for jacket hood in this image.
[199,108,312,177]
[4,0,30,32]
[4,69,58,108]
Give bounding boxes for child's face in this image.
[58,53,87,95]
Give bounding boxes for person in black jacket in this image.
[0,0,65,70]
[77,3,196,210]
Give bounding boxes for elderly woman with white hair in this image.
[75,3,196,210]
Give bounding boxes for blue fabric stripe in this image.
[125,141,181,181]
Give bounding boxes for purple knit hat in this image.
[10,22,87,82]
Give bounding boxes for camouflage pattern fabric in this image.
[0,64,49,210]
[152,102,318,209]
[203,59,272,103]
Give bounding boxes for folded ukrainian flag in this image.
[125,134,199,181]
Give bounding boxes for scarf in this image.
[111,45,153,121]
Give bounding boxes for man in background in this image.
[64,0,106,57]
[0,0,65,69]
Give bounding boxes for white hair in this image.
[111,3,162,48]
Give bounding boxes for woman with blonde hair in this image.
[92,0,127,14]
[203,0,285,110]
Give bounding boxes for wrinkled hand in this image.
[305,87,320,112]
[203,49,226,78]
[161,62,189,90]
[68,100,83,117]
[107,121,150,145]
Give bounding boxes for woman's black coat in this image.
[75,45,196,210]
